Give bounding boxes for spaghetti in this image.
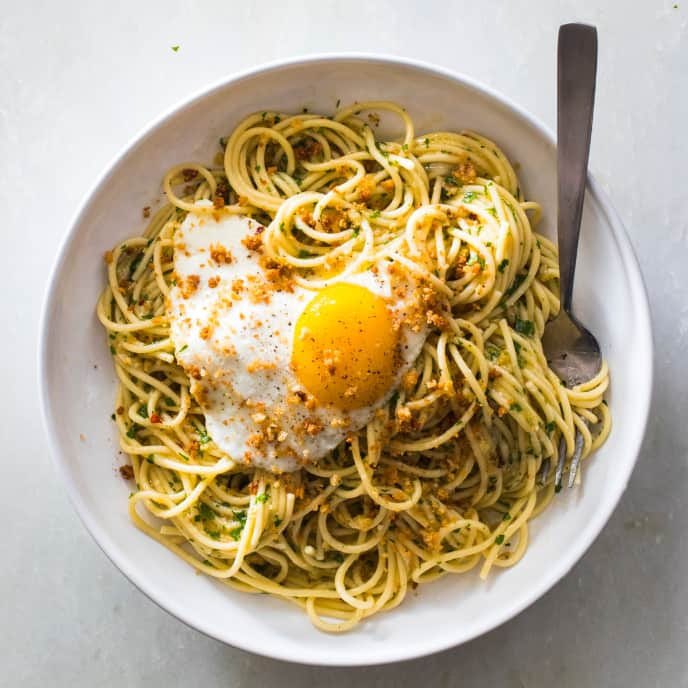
[97,101,610,632]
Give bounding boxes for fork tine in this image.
[539,458,550,485]
[567,429,585,488]
[554,436,566,491]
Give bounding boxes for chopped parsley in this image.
[545,420,556,435]
[146,455,154,464]
[110,345,116,355]
[171,45,180,52]
[164,397,175,406]
[230,509,248,540]
[370,210,381,219]
[298,249,315,259]
[487,207,498,218]
[510,402,522,412]
[255,165,261,173]
[197,426,211,445]
[504,272,527,298]
[424,138,430,148]
[138,405,148,418]
[502,512,511,521]
[352,227,360,237]
[486,343,501,361]
[462,191,477,202]
[126,426,138,439]
[273,515,283,527]
[445,174,460,187]
[495,534,505,545]
[177,344,188,354]
[514,318,535,336]
[402,143,409,152]
[178,452,190,462]
[513,341,525,368]
[497,258,510,273]
[129,253,143,280]
[256,493,269,504]
[374,142,389,159]
[197,502,215,521]
[279,222,286,232]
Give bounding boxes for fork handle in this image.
[557,23,597,313]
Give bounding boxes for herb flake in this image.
[514,318,535,336]
[198,502,215,521]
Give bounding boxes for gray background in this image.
[1,1,685,686]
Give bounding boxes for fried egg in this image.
[168,208,428,471]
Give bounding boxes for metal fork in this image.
[541,24,601,490]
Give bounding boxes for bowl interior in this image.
[41,57,651,666]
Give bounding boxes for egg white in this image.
[168,210,427,472]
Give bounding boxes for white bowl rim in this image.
[38,52,653,666]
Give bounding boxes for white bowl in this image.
[39,55,652,666]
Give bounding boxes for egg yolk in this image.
[292,282,398,411]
